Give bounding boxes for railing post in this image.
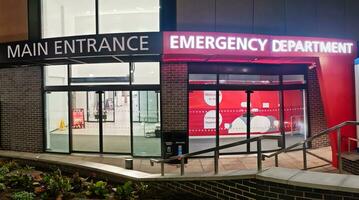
[348,138,351,153]
[303,142,307,170]
[337,128,343,173]
[214,149,219,174]
[161,162,164,176]
[180,158,185,176]
[275,154,278,167]
[257,139,262,171]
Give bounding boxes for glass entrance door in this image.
[103,91,131,153]
[189,89,307,154]
[72,91,100,152]
[219,90,247,153]
[218,90,281,153]
[249,90,281,151]
[71,90,131,153]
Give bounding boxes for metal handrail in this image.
[263,121,359,173]
[150,135,281,176]
[348,137,359,153]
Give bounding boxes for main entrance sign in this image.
[0,32,162,65]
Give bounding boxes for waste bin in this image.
[162,130,188,164]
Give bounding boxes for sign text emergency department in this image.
[166,32,354,55]
[0,32,162,64]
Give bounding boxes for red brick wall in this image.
[307,68,329,148]
[0,66,43,152]
[161,63,188,132]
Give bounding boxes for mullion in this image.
[95,0,99,34]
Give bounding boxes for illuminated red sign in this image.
[163,32,355,57]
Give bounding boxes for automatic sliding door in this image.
[103,91,131,153]
[250,91,281,151]
[219,90,248,153]
[72,91,100,152]
[283,90,307,148]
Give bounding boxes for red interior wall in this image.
[189,90,303,136]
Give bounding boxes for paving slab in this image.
[257,167,303,184]
[340,174,359,193]
[288,170,348,191]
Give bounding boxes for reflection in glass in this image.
[42,0,96,38]
[284,90,307,148]
[132,91,161,156]
[71,63,130,85]
[219,74,279,85]
[283,75,306,84]
[189,74,217,85]
[45,65,68,86]
[72,91,100,152]
[132,62,160,85]
[99,0,159,33]
[103,91,131,153]
[45,92,69,153]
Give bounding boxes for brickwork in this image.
[307,68,329,148]
[161,63,188,132]
[151,179,359,200]
[0,66,43,152]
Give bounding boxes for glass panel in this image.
[132,62,160,85]
[284,90,307,148]
[219,91,247,153]
[189,90,216,155]
[99,0,159,33]
[45,92,69,153]
[102,91,115,122]
[86,92,99,121]
[283,75,306,84]
[132,91,161,156]
[45,65,68,86]
[71,63,130,85]
[72,91,99,152]
[42,0,96,38]
[250,91,281,151]
[103,91,131,153]
[219,74,279,85]
[189,74,217,85]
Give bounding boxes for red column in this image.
[316,55,356,167]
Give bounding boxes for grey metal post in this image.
[161,162,164,176]
[214,149,219,174]
[337,129,342,173]
[303,142,307,170]
[257,139,262,171]
[348,138,351,153]
[275,154,278,167]
[180,158,185,176]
